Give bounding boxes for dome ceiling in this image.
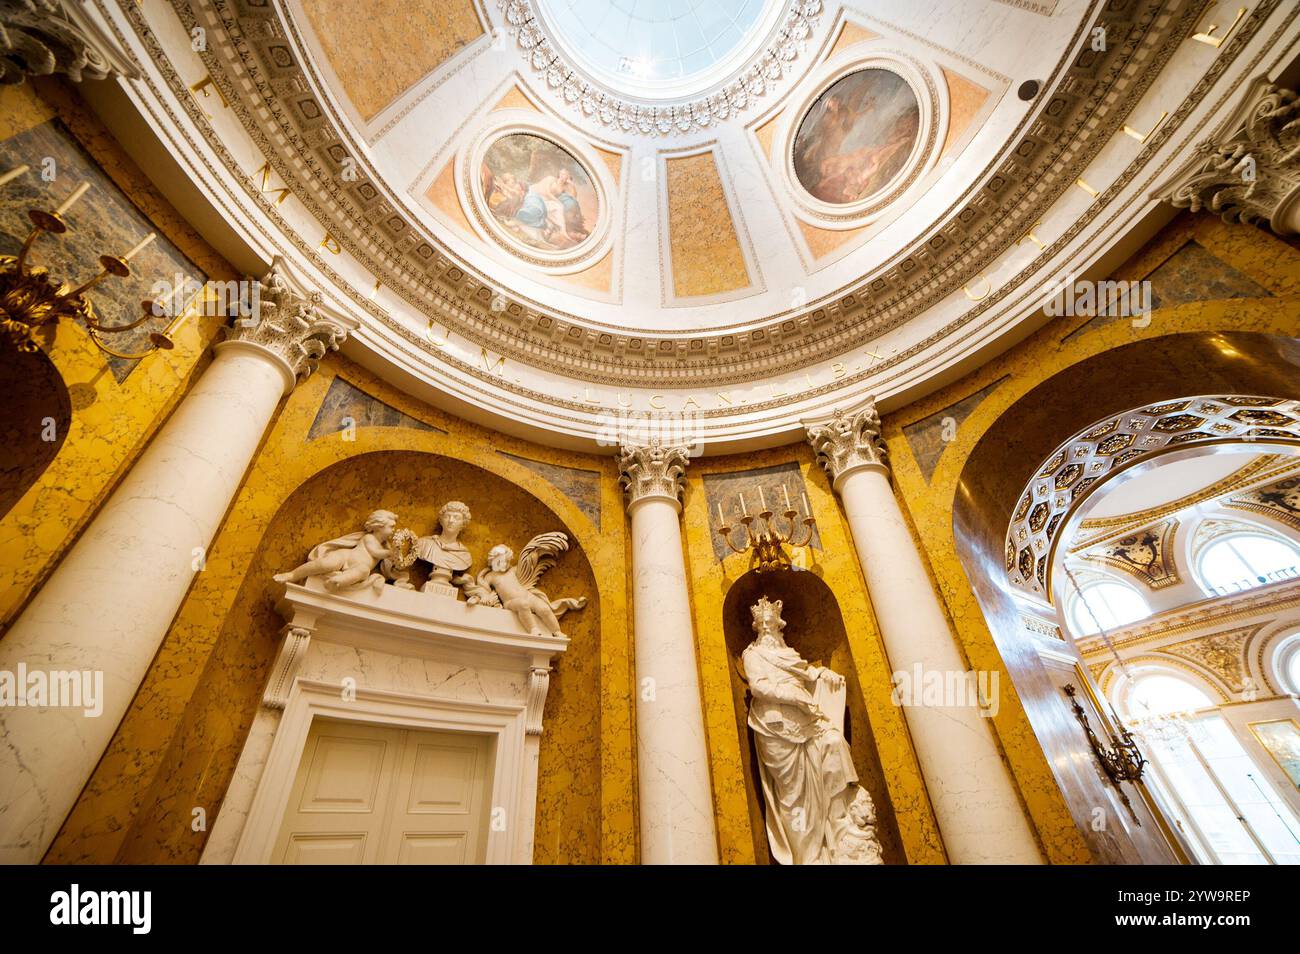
[107,0,1285,447]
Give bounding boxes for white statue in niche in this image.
[274,510,399,594]
[741,596,884,865]
[386,501,474,597]
[462,532,587,637]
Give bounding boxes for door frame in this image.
[233,679,526,864]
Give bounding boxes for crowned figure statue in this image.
[741,595,883,865]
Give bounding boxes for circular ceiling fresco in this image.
[479,132,599,254]
[792,68,920,206]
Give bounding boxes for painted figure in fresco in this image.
[793,69,920,206]
[462,532,587,637]
[481,135,593,252]
[274,510,397,593]
[741,595,883,864]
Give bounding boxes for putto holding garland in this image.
[273,503,586,638]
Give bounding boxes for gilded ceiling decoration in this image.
[1069,453,1297,551]
[1225,474,1300,533]
[1077,518,1180,590]
[1006,396,1300,602]
[1161,624,1268,694]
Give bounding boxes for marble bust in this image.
[387,501,473,596]
[741,596,883,864]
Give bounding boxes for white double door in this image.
[273,718,494,864]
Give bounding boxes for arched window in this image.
[1196,532,1300,596]
[1276,634,1300,695]
[1125,672,1214,718]
[1067,580,1150,636]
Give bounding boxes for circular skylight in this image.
[537,0,782,98]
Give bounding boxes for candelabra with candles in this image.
[716,484,816,573]
[0,166,186,357]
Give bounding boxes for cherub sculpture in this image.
[462,532,587,637]
[273,510,399,593]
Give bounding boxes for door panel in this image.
[273,719,493,865]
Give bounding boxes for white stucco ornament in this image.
[463,531,587,637]
[742,595,883,864]
[273,510,400,593]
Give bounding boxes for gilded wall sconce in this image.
[1,170,186,357]
[717,485,816,573]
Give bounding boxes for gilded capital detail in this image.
[617,442,690,510]
[1160,82,1300,236]
[222,260,355,386]
[805,400,890,489]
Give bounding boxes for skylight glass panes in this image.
[540,0,773,91]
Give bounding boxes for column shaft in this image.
[837,466,1042,863]
[628,497,719,864]
[0,346,286,862]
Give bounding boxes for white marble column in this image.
[805,400,1043,864]
[0,262,354,863]
[618,443,719,864]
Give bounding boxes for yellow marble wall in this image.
[879,212,1300,864]
[299,0,484,122]
[681,447,945,864]
[46,356,636,865]
[0,79,235,631]
[665,150,751,298]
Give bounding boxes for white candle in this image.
[782,484,792,510]
[717,501,725,525]
[757,486,766,512]
[0,164,30,188]
[802,492,810,516]
[55,182,90,216]
[738,492,747,516]
[122,232,157,262]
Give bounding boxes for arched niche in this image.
[117,449,602,864]
[721,568,905,864]
[0,345,70,520]
[951,331,1300,865]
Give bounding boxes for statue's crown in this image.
[750,596,783,622]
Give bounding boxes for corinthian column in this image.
[804,400,1043,864]
[1158,81,1300,235]
[0,261,355,863]
[617,442,718,864]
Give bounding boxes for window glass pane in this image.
[1199,534,1300,594]
[1069,581,1149,636]
[1129,674,1212,717]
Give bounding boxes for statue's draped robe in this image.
[742,640,859,864]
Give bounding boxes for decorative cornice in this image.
[804,398,888,490]
[499,0,824,138]
[218,258,357,393]
[161,0,1236,390]
[1076,577,1300,657]
[617,441,690,511]
[0,0,136,84]
[1160,80,1300,236]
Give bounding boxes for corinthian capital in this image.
[617,441,690,511]
[1158,80,1300,236]
[219,258,358,393]
[0,1,139,84]
[804,399,889,490]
